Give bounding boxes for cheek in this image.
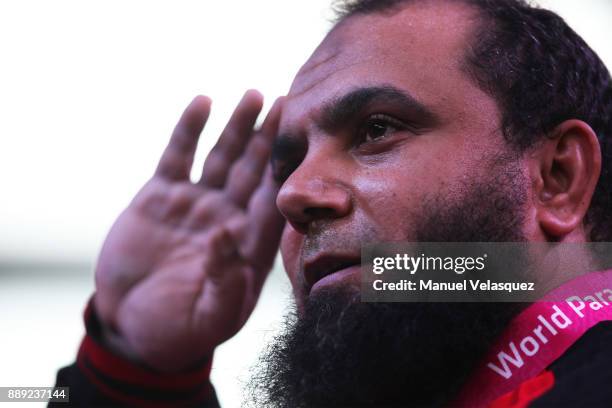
[353,161,444,241]
[360,186,415,239]
[280,224,302,286]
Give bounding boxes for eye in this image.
[358,114,406,145]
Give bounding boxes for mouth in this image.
[303,254,361,293]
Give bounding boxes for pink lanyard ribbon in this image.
[453,269,612,408]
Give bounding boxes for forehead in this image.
[282,1,491,131]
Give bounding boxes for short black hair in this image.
[333,0,612,242]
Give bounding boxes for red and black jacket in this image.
[51,301,612,407]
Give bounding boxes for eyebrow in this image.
[318,85,439,132]
[270,85,439,180]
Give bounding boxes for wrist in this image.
[77,296,216,406]
[90,296,142,363]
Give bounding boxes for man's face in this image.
[254,4,534,406]
[274,2,510,305]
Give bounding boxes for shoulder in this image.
[530,321,612,407]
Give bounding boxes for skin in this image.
[94,1,601,372]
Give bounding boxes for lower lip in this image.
[310,264,361,293]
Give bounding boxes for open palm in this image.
[93,91,285,372]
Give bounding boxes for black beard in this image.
[249,157,528,407]
[249,291,524,408]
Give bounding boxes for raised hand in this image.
[93,91,285,372]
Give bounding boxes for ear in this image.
[531,120,601,240]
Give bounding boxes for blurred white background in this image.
[0,1,610,407]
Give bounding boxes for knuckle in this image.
[201,155,229,187]
[216,132,242,156]
[231,162,258,184]
[230,163,249,181]
[166,185,195,214]
[190,195,218,221]
[159,150,187,178]
[137,192,167,218]
[171,131,192,153]
[203,153,225,175]
[206,227,238,257]
[249,137,271,158]
[189,193,236,227]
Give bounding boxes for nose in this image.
[276,156,353,234]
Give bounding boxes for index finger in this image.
[155,95,212,180]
